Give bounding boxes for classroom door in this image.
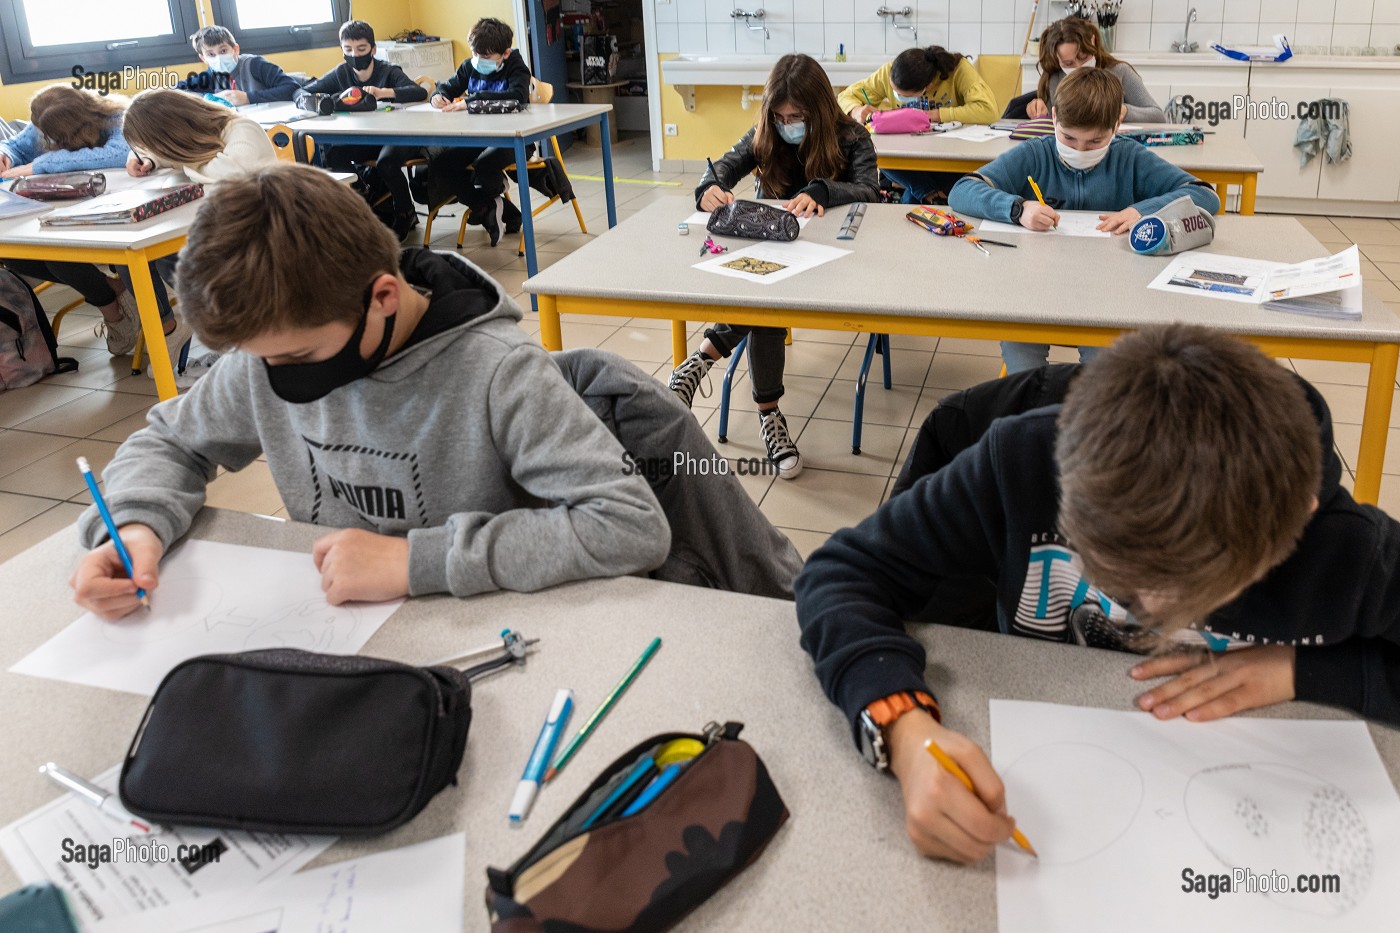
[526,0,569,102]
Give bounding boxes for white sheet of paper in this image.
[992,701,1400,933]
[973,210,1113,238]
[1146,251,1281,304]
[682,209,813,230]
[0,764,335,928]
[938,125,1013,142]
[90,833,466,933]
[236,102,315,126]
[1146,246,1363,314]
[10,539,403,695]
[693,239,852,286]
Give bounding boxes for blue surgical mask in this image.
[473,55,499,75]
[777,121,806,145]
[892,91,920,106]
[209,53,237,74]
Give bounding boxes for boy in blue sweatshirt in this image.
[795,325,1400,864]
[949,68,1220,373]
[178,25,300,105]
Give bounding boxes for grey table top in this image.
[296,103,612,139]
[525,195,1400,344]
[4,509,1398,930]
[873,131,1266,174]
[0,172,200,252]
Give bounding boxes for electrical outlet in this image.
[665,123,678,136]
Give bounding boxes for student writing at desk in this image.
[796,325,1400,863]
[1022,17,1165,123]
[177,25,299,105]
[948,68,1218,373]
[667,53,878,479]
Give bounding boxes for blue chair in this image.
[715,332,893,455]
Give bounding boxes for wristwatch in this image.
[1009,198,1026,224]
[857,690,940,772]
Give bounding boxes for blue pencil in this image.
[76,456,148,608]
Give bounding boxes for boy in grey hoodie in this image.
[71,163,669,619]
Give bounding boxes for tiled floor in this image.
[4,136,1400,564]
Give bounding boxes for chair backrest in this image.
[974,54,1023,117]
[414,74,436,94]
[266,124,298,163]
[530,78,554,105]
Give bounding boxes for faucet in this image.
[1171,7,1199,53]
[876,6,913,19]
[730,9,769,40]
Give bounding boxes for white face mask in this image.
[1062,56,1096,73]
[1056,135,1112,171]
[209,53,237,74]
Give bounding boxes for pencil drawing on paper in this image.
[1001,741,1145,865]
[1184,762,1372,915]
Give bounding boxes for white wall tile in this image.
[1224,0,1262,22]
[707,0,739,22]
[1151,21,1187,49]
[889,25,922,51]
[1336,0,1376,22]
[1267,0,1300,19]
[735,21,767,52]
[794,23,826,53]
[854,22,889,54]
[676,0,708,23]
[949,3,981,23]
[1257,22,1296,45]
[918,0,951,23]
[982,0,1017,20]
[656,20,681,53]
[1193,0,1226,22]
[981,21,1016,54]
[1219,22,1256,44]
[1191,20,1225,46]
[1292,21,1334,46]
[919,21,950,48]
[854,0,893,20]
[707,22,737,52]
[1375,0,1400,22]
[948,22,981,52]
[763,23,796,53]
[656,2,678,24]
[824,23,857,56]
[1331,22,1373,47]
[1370,22,1400,46]
[1295,0,1337,21]
[823,0,857,20]
[1119,1,1153,23]
[759,0,794,21]
[678,24,709,51]
[1115,22,1153,50]
[1154,0,1190,21]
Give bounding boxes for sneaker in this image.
[147,316,193,379]
[759,408,802,479]
[95,289,140,356]
[391,210,419,243]
[501,197,523,236]
[667,350,715,409]
[174,351,220,390]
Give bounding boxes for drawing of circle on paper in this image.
[101,576,219,644]
[1184,763,1371,915]
[241,598,362,653]
[1001,742,1144,865]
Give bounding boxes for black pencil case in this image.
[118,648,474,835]
[485,720,788,933]
[706,200,800,242]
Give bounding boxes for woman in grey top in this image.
[1028,17,1166,124]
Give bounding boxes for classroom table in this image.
[873,131,1264,214]
[3,508,1398,930]
[524,195,1400,505]
[0,173,199,401]
[287,104,618,302]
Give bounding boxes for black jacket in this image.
[436,49,531,104]
[294,60,428,107]
[796,367,1400,737]
[695,121,879,209]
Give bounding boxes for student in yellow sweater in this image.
[838,46,997,204]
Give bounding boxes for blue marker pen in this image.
[77,456,148,608]
[510,688,573,822]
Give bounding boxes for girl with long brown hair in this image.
[123,88,276,183]
[667,53,878,479]
[1026,17,1165,123]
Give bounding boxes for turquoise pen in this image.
[77,456,148,608]
[510,688,573,822]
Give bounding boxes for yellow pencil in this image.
[1026,175,1057,230]
[924,738,1038,858]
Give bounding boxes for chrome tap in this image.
[730,9,769,40]
[1172,7,1199,53]
[876,6,913,19]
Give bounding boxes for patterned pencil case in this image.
[706,200,800,242]
[11,172,106,200]
[486,721,788,932]
[466,99,525,114]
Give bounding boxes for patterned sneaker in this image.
[759,408,802,479]
[147,316,193,379]
[175,351,220,390]
[95,290,140,356]
[667,350,715,409]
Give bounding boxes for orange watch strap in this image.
[866,690,940,727]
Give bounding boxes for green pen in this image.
[545,637,662,782]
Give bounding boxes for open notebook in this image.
[39,183,203,226]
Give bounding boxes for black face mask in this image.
[264,302,396,404]
[345,50,375,71]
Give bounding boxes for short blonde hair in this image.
[123,88,236,167]
[176,163,401,349]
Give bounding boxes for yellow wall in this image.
[0,0,412,118]
[408,0,515,53]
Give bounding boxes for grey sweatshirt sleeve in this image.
[405,344,670,596]
[1110,63,1166,123]
[76,362,265,550]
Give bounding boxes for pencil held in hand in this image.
[924,738,1038,858]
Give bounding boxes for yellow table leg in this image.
[1240,172,1257,216]
[538,294,563,351]
[1353,342,1399,505]
[671,320,689,367]
[127,255,177,401]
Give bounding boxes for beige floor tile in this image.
[0,491,57,535]
[1311,382,1368,425]
[203,460,285,515]
[725,373,834,420]
[626,316,676,331]
[759,467,888,534]
[559,320,622,349]
[0,430,75,479]
[1363,278,1400,302]
[0,383,94,428]
[13,391,153,440]
[1331,423,1400,475]
[1361,244,1400,264]
[779,527,830,560]
[1333,218,1400,245]
[0,502,85,565]
[884,333,940,352]
[1295,216,1343,238]
[1289,358,1371,387]
[811,380,920,428]
[795,417,907,476]
[596,326,678,364]
[933,337,1002,357]
[1374,261,1400,283]
[791,328,857,346]
[0,438,121,501]
[835,346,933,387]
[106,371,162,398]
[1376,475,1400,516]
[926,352,1005,391]
[781,341,853,378]
[724,456,778,507]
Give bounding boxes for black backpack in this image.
[0,268,78,390]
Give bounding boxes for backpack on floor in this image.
[0,268,78,390]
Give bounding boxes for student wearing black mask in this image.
[295,20,429,239]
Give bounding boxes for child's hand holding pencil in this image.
[69,521,164,621]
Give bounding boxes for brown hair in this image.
[123,88,237,168]
[29,85,126,152]
[1055,324,1321,632]
[1036,17,1132,104]
[339,20,375,45]
[176,163,401,350]
[890,45,964,91]
[753,53,859,199]
[469,17,513,56]
[189,25,236,53]
[1053,68,1123,130]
